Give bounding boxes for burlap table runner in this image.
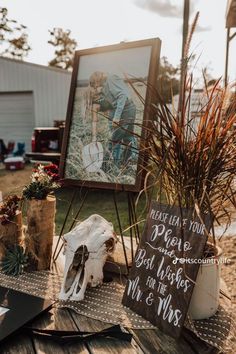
[0,270,235,352]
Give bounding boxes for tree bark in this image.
[26,195,56,270]
[0,211,23,259]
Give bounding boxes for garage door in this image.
[0,91,35,152]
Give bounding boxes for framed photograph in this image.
[60,38,161,191]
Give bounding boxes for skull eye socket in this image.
[105,238,115,253]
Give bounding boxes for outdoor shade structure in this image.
[225,0,236,85]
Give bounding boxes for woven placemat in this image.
[0,270,235,352]
[0,270,154,329]
[58,281,155,329]
[0,270,61,300]
[186,302,236,353]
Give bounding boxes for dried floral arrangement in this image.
[133,85,236,253]
[131,12,236,242]
[0,195,21,225]
[23,163,61,200]
[0,195,24,276]
[134,77,236,234]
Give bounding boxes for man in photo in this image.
[89,71,137,170]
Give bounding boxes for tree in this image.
[48,28,77,70]
[157,56,180,103]
[0,7,31,60]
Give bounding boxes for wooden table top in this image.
[1,287,219,353]
[0,305,219,354]
[0,247,219,354]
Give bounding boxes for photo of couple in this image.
[84,71,137,172]
[63,40,159,190]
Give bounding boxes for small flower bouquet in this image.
[0,195,21,225]
[23,164,60,200]
[0,195,23,261]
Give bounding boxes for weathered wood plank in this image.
[130,327,219,354]
[70,312,138,354]
[31,306,89,354]
[181,329,219,354]
[0,334,35,354]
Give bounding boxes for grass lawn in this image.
[0,162,148,236]
[55,187,148,235]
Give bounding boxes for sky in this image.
[1,0,235,83]
[78,46,153,80]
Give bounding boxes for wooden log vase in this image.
[26,195,56,270]
[0,211,23,260]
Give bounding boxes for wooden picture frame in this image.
[60,38,161,192]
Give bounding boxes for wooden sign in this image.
[122,202,211,338]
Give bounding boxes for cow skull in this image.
[59,214,117,302]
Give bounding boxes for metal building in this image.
[0,57,71,150]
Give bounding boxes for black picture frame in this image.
[60,38,161,192]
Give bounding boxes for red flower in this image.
[43,164,59,181]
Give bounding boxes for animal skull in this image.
[59,214,117,302]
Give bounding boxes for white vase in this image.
[188,245,222,320]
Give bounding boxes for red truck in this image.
[26,123,65,164]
